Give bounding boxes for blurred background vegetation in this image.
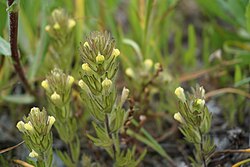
[0,0,249,166]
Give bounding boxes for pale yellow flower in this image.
[175,87,186,102]
[174,112,185,124]
[29,149,39,158]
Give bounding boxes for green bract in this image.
[41,68,80,166]
[174,86,215,167]
[79,32,146,165]
[16,107,54,167]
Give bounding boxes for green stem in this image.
[113,132,120,155]
[198,128,207,167]
[105,114,116,160]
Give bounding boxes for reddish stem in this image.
[8,0,35,96]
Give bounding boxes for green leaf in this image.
[246,1,250,33]
[123,38,143,62]
[234,65,242,84]
[184,24,197,66]
[0,36,11,56]
[2,94,35,104]
[234,77,250,87]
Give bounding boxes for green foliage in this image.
[174,86,215,167]
[1,0,250,166]
[16,107,55,167]
[41,68,80,166]
[0,36,11,56]
[79,31,145,166]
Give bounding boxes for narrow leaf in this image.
[0,36,11,56]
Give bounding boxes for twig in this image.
[210,148,250,158]
[0,141,24,154]
[8,0,36,96]
[205,87,250,99]
[13,159,34,167]
[178,60,239,83]
[138,64,163,103]
[232,158,250,167]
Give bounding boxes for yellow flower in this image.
[125,68,135,78]
[50,92,62,106]
[24,121,34,132]
[121,87,129,105]
[144,59,153,70]
[199,87,205,97]
[53,22,60,30]
[47,116,56,133]
[84,41,90,48]
[29,149,39,158]
[96,53,105,64]
[16,121,25,132]
[68,19,76,29]
[41,79,49,91]
[67,75,74,86]
[82,63,91,72]
[175,87,186,102]
[196,99,205,107]
[102,78,112,89]
[45,25,51,32]
[112,48,120,57]
[48,116,56,126]
[174,112,185,124]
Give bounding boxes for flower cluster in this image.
[78,32,144,166]
[125,59,155,79]
[45,8,76,45]
[16,107,55,166]
[174,86,208,128]
[125,58,172,105]
[41,68,74,109]
[41,68,79,165]
[79,31,121,122]
[174,86,215,166]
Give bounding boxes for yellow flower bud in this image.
[175,87,186,103]
[53,22,60,30]
[102,78,112,89]
[174,112,185,124]
[199,87,205,98]
[67,75,74,86]
[16,121,25,132]
[24,121,34,132]
[102,78,112,95]
[144,59,153,70]
[30,107,40,116]
[96,53,105,64]
[52,9,62,18]
[196,99,205,107]
[47,116,56,126]
[47,116,55,133]
[78,80,85,89]
[45,25,50,32]
[121,87,129,106]
[112,48,120,57]
[84,41,90,48]
[68,19,76,29]
[29,149,39,158]
[50,92,62,105]
[125,68,135,78]
[41,79,49,91]
[82,63,91,72]
[154,62,161,71]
